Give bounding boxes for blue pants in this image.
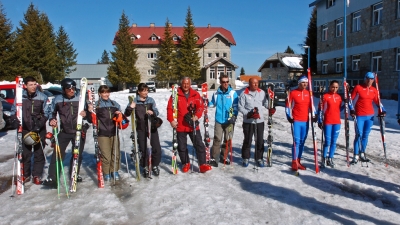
[291,121,309,160]
[323,124,341,158]
[353,115,374,154]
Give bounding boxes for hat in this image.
[298,75,308,84]
[365,72,375,80]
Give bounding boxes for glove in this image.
[32,117,45,133]
[228,116,236,124]
[350,110,356,118]
[269,108,276,116]
[312,116,318,123]
[378,111,386,117]
[318,123,323,129]
[184,113,199,127]
[247,109,260,119]
[287,117,294,123]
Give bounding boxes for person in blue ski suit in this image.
[208,74,238,167]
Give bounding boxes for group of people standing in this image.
[15,71,391,189]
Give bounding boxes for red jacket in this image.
[351,84,379,116]
[320,92,342,125]
[167,87,204,132]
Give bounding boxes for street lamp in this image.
[303,45,310,69]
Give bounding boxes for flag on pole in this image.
[347,0,350,7]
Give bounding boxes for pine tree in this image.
[97,50,110,64]
[108,11,140,90]
[175,7,201,81]
[284,46,294,54]
[303,7,317,73]
[55,25,77,80]
[0,3,17,81]
[154,18,177,88]
[14,3,58,83]
[240,67,245,75]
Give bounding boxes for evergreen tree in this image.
[97,50,110,64]
[14,3,58,83]
[240,67,245,75]
[303,7,317,73]
[55,25,77,79]
[154,18,177,87]
[0,3,17,81]
[108,11,140,90]
[175,7,201,81]
[284,46,294,54]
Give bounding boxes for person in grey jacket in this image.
[238,78,270,167]
[0,98,5,130]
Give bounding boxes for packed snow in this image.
[282,56,303,69]
[0,88,399,225]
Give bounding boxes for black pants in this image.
[22,129,46,178]
[241,122,265,160]
[48,131,86,180]
[177,130,206,165]
[136,129,162,168]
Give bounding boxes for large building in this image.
[309,0,400,98]
[114,23,237,89]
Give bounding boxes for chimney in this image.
[168,23,172,27]
[150,23,155,27]
[208,24,211,28]
[132,23,137,27]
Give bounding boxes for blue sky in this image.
[1,0,314,75]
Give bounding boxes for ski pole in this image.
[10,135,18,198]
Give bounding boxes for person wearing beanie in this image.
[350,72,386,164]
[285,75,317,171]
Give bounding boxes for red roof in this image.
[113,26,236,46]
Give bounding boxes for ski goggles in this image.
[65,85,76,90]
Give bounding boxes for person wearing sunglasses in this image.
[350,72,386,164]
[42,78,91,188]
[208,74,238,167]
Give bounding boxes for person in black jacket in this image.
[88,85,123,182]
[11,76,50,185]
[42,78,90,188]
[125,83,162,177]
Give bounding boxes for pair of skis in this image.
[201,83,211,164]
[171,84,179,174]
[223,108,234,168]
[128,95,141,181]
[266,85,274,167]
[374,74,388,167]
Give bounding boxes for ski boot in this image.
[104,174,111,182]
[359,152,370,162]
[209,159,218,167]
[321,157,327,168]
[256,159,265,168]
[182,163,191,173]
[220,155,230,165]
[297,158,306,170]
[143,168,149,178]
[327,157,335,168]
[152,166,160,176]
[199,164,212,173]
[242,159,249,167]
[350,154,359,165]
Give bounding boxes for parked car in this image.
[42,89,55,105]
[44,86,63,96]
[191,82,199,91]
[129,85,137,93]
[1,98,19,130]
[259,80,287,106]
[145,81,156,92]
[0,83,16,104]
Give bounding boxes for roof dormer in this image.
[149,33,160,41]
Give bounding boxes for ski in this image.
[223,107,234,169]
[343,81,350,167]
[374,73,388,167]
[88,87,104,188]
[318,86,325,167]
[128,95,141,181]
[146,105,152,179]
[14,76,24,195]
[266,84,274,167]
[253,107,259,172]
[286,87,299,176]
[201,83,210,164]
[307,69,320,174]
[171,84,179,175]
[69,77,88,193]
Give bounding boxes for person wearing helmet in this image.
[87,85,124,182]
[11,76,50,185]
[42,78,90,188]
[349,72,386,164]
[124,83,162,177]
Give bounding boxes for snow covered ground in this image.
[0,88,399,225]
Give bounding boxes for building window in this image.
[277,63,281,67]
[173,36,177,41]
[336,58,343,73]
[322,24,328,41]
[336,18,343,37]
[215,53,220,58]
[372,2,383,26]
[207,53,211,58]
[269,63,273,68]
[226,67,232,78]
[147,70,156,76]
[328,0,335,8]
[223,53,227,58]
[322,60,328,74]
[396,48,400,71]
[151,36,156,41]
[216,39,220,43]
[352,11,361,32]
[371,51,382,72]
[130,36,135,41]
[210,67,215,79]
[147,53,157,59]
[194,37,198,41]
[352,55,360,71]
[398,0,400,19]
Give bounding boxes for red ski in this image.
[201,83,211,163]
[307,69,320,174]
